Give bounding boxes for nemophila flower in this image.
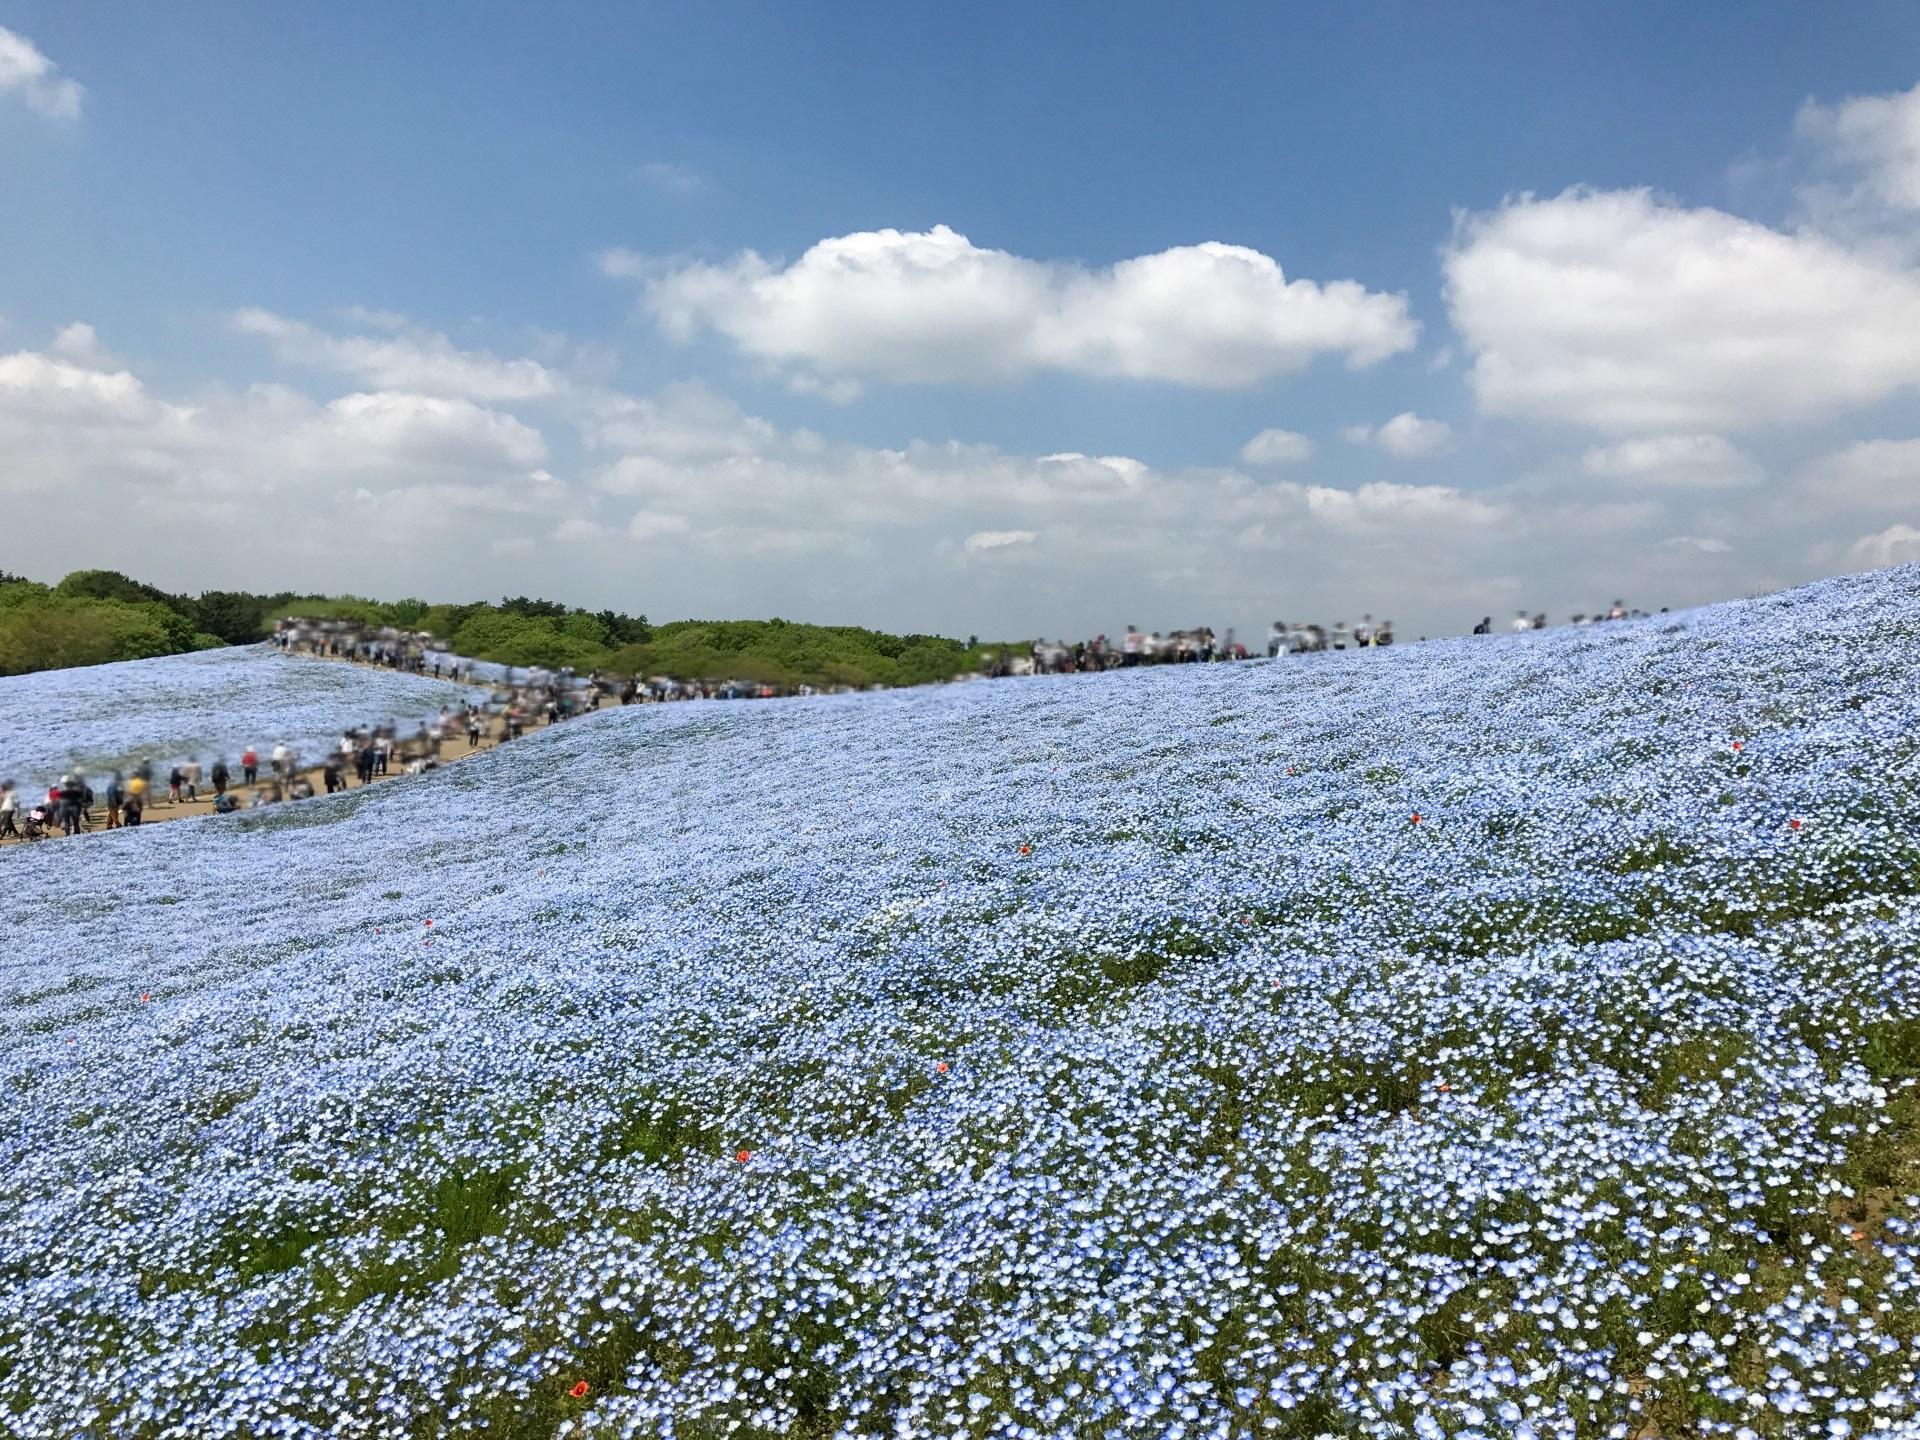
[0,643,478,784]
[2,564,1920,1437]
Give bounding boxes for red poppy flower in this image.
[1019,844,1032,855]
[1410,812,1422,824]
[569,1380,590,1399]
[140,992,150,1004]
[1790,819,1802,830]
[424,919,433,926]
[1286,767,1296,776]
[1434,1082,1451,1092]
[935,1061,949,1074]
[1731,741,1743,752]
[736,1149,751,1164]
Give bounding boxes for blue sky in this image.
[3,3,1919,639]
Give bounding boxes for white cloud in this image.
[1660,535,1734,555]
[0,25,83,120]
[1443,187,1920,432]
[1238,428,1314,466]
[1299,480,1504,528]
[629,509,692,542]
[0,320,1893,642]
[0,348,169,426]
[0,324,558,564]
[303,392,548,470]
[1796,438,1920,510]
[963,529,1037,553]
[1849,523,1920,569]
[1580,434,1761,489]
[581,382,776,461]
[785,371,864,404]
[233,309,563,403]
[635,161,704,196]
[1797,81,1920,212]
[1344,411,1454,458]
[630,224,1418,390]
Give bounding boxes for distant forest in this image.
[0,569,1020,688]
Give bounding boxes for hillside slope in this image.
[0,644,479,784]
[3,566,1920,1437]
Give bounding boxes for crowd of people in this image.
[1006,618,1402,675]
[1470,601,1659,635]
[272,620,825,702]
[0,668,636,845]
[4,604,1670,843]
[1007,604,1664,675]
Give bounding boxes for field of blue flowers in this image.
[4,566,1920,1439]
[0,644,480,787]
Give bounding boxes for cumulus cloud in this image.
[0,25,83,120]
[0,324,561,577]
[1343,412,1454,458]
[0,320,1888,641]
[1849,522,1920,569]
[1443,187,1920,432]
[626,224,1418,390]
[1796,438,1920,510]
[1238,428,1314,466]
[1797,81,1920,212]
[233,309,564,403]
[1580,434,1761,489]
[302,392,548,471]
[963,529,1037,554]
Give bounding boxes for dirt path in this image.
[1,664,608,849]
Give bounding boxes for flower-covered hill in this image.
[0,643,479,786]
[4,566,1920,1439]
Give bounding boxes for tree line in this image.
[0,569,1018,688]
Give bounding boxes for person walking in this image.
[1472,616,1492,635]
[0,781,17,840]
[242,747,259,786]
[105,772,124,829]
[58,775,84,837]
[211,757,230,797]
[1267,621,1287,659]
[270,742,291,784]
[182,757,202,802]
